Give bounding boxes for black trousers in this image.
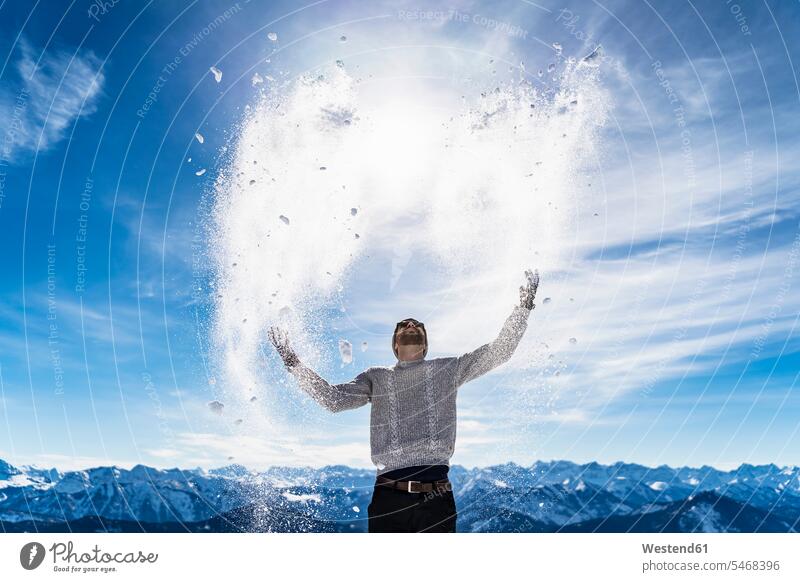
[367,484,457,533]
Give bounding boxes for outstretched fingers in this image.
[526,268,540,291]
[519,268,540,309]
[268,326,288,349]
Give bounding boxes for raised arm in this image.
[454,270,539,387]
[268,327,371,413]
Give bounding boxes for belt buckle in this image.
[406,480,421,493]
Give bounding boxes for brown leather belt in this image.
[376,476,452,494]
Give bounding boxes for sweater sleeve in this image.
[454,305,531,387]
[288,365,372,413]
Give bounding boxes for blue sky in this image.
[0,0,798,472]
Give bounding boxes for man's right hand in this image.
[519,268,540,310]
[268,326,300,368]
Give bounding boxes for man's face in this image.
[395,319,426,349]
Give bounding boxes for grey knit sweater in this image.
[289,305,532,475]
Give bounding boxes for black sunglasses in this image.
[395,318,425,332]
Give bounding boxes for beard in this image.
[396,330,425,348]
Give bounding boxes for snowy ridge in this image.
[0,458,797,532]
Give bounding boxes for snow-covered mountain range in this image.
[1,458,798,532]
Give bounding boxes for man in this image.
[268,269,539,532]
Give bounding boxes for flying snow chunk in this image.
[251,72,264,86]
[581,45,603,67]
[279,215,290,225]
[552,42,562,52]
[210,66,223,83]
[350,207,358,216]
[196,169,207,176]
[352,506,360,513]
[249,396,257,402]
[361,341,368,352]
[207,400,224,414]
[569,337,577,344]
[649,481,668,491]
[267,32,278,42]
[282,492,321,503]
[339,339,353,364]
[195,132,204,144]
[340,35,347,42]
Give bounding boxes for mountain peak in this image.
[208,464,251,478]
[0,459,21,478]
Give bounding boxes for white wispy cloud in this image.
[0,37,104,160]
[162,431,372,470]
[13,453,136,472]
